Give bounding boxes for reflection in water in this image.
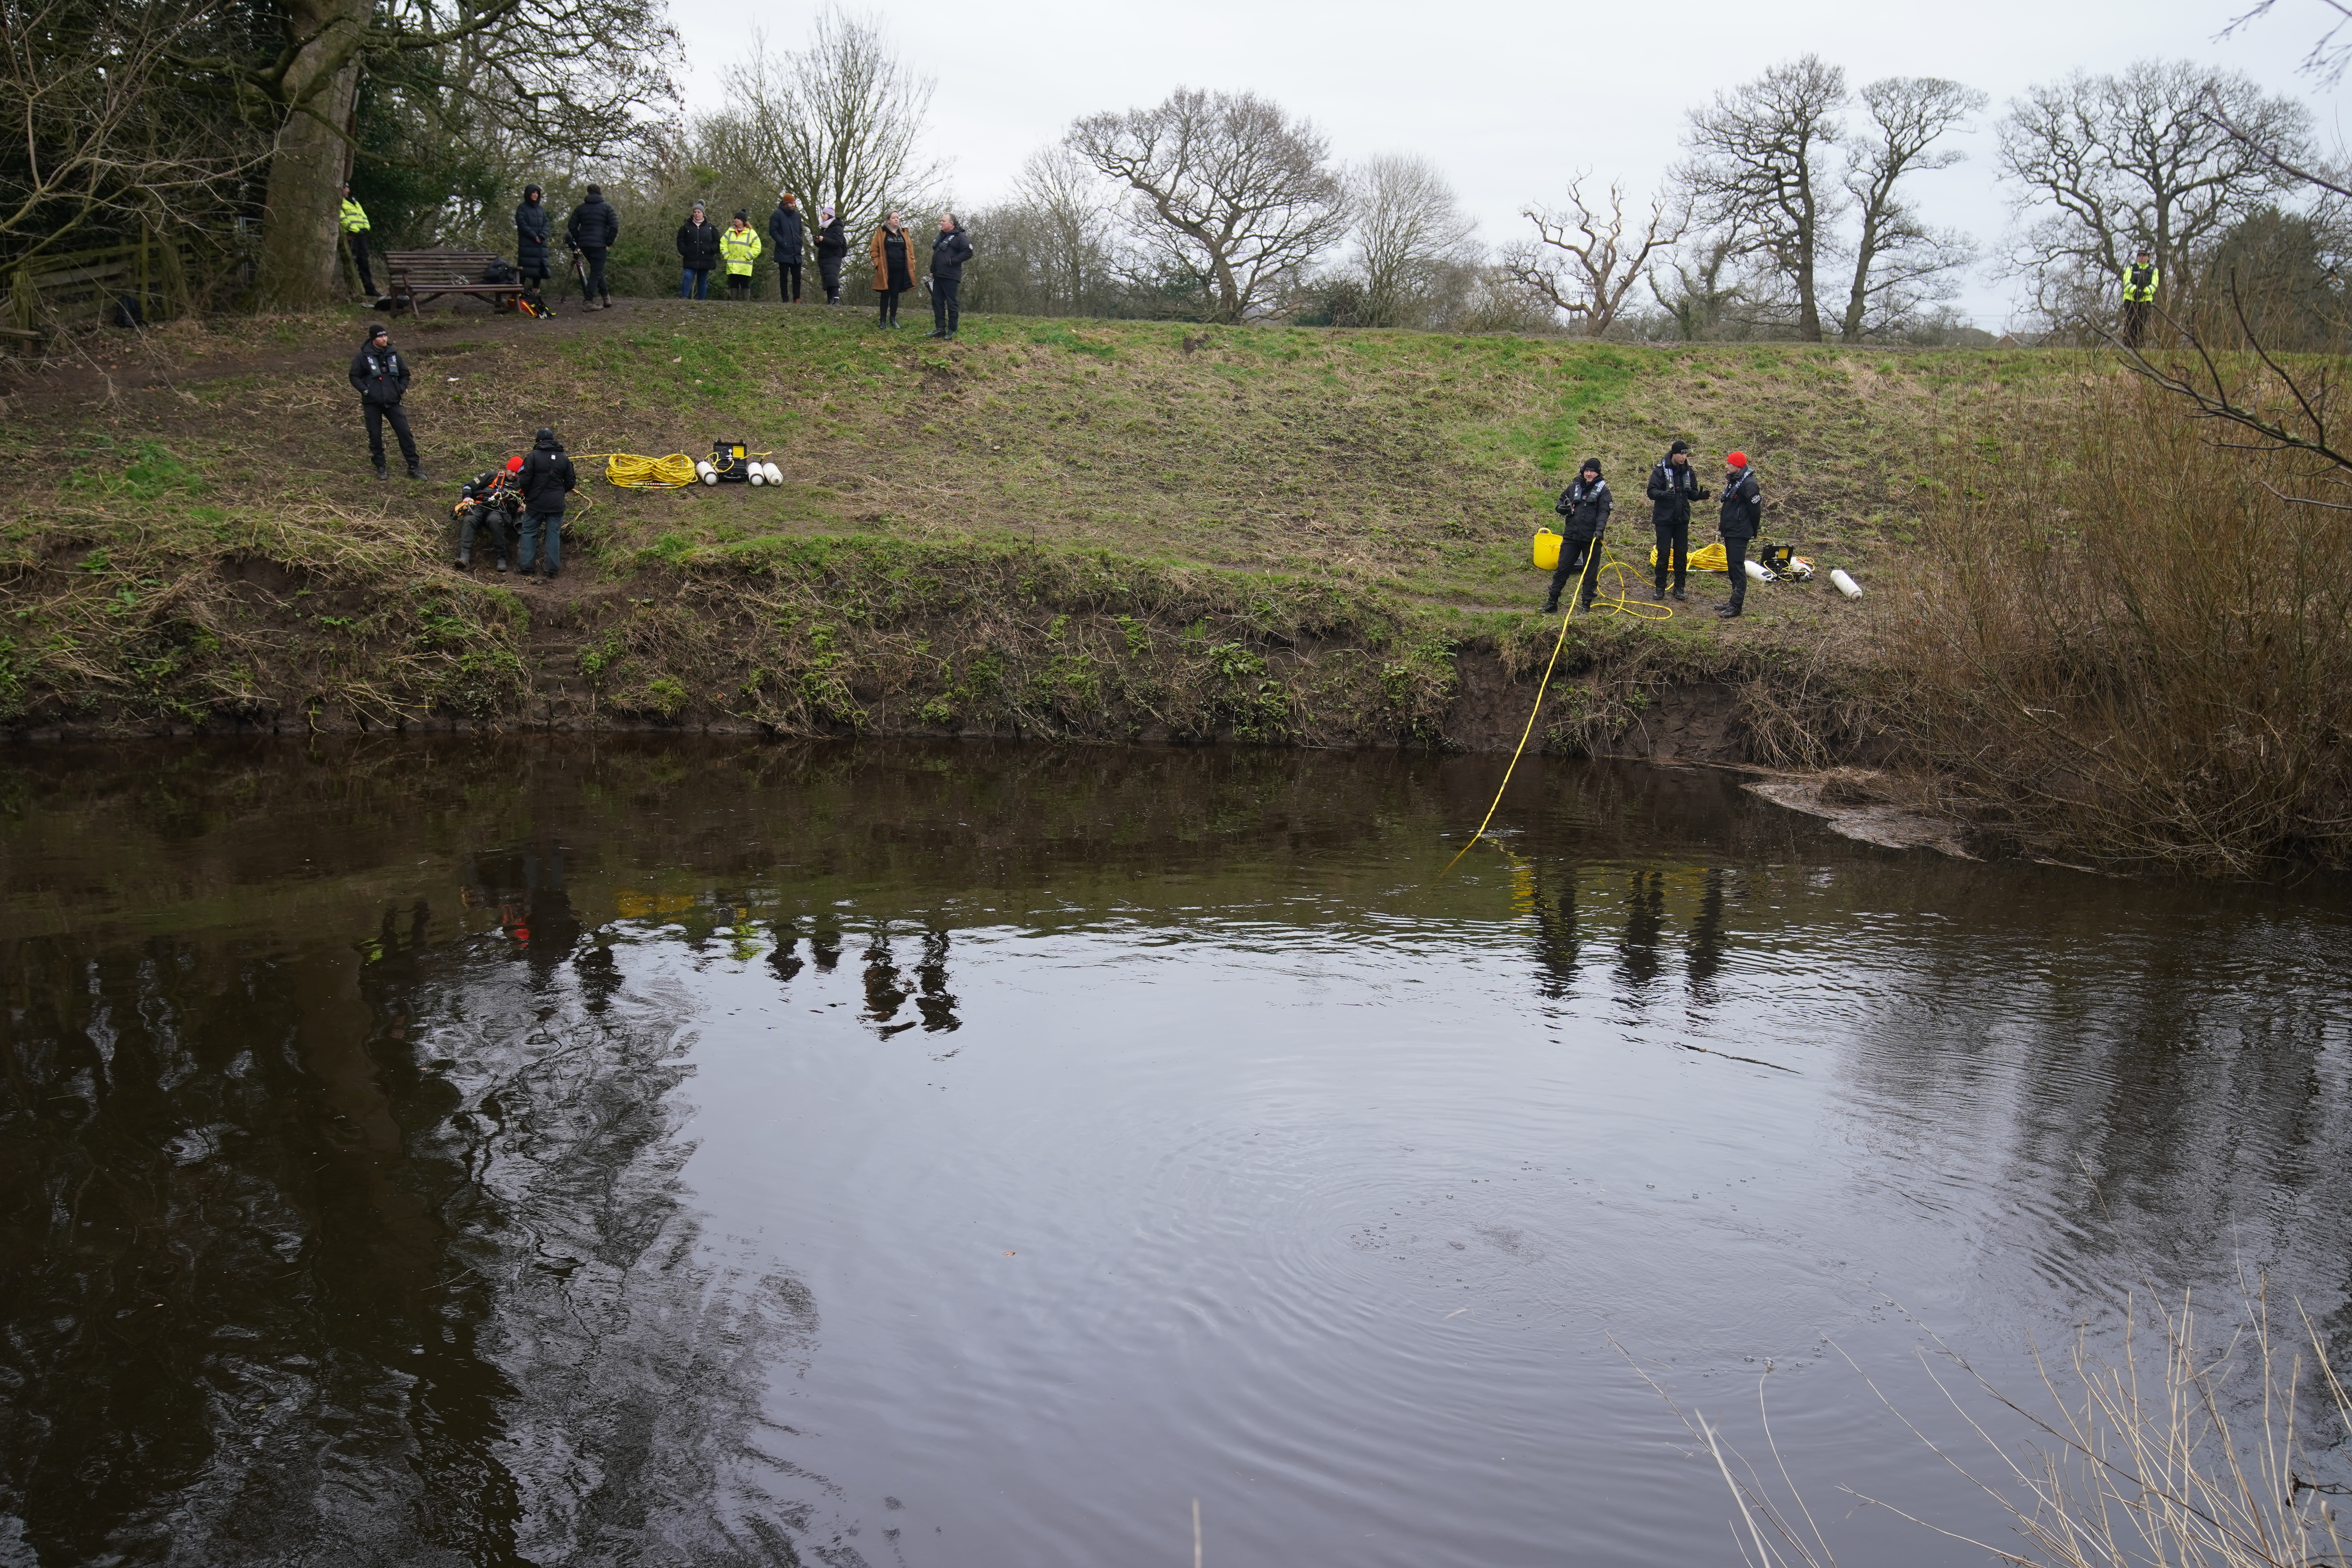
[1687,868,1728,1009]
[2,736,2350,1567]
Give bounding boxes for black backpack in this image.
[481,257,515,284]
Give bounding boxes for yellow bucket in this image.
[1532,529,1562,571]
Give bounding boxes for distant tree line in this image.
[6,0,2342,341]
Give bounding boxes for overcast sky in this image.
[660,0,2345,328]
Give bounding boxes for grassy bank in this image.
[18,298,2330,870]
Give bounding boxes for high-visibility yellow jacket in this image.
[2122,261,2160,302]
[720,224,762,276]
[340,197,371,233]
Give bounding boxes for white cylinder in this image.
[697,461,717,485]
[748,469,764,486]
[1831,568,1862,600]
[763,462,783,485]
[1744,558,1774,583]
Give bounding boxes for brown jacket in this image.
[869,224,916,292]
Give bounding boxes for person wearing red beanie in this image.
[1717,451,1762,618]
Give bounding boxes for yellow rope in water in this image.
[1441,541,1672,875]
[577,452,701,489]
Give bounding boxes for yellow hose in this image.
[577,452,701,489]
[1442,539,1666,875]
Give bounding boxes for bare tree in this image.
[962,147,1121,318]
[1348,153,1475,328]
[0,0,267,265]
[1836,76,1985,340]
[1503,175,1687,338]
[1067,88,1347,324]
[1682,55,1848,341]
[724,11,942,231]
[1648,220,1754,341]
[1997,60,2309,328]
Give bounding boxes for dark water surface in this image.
[4,739,2349,1567]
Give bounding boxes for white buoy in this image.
[748,468,765,486]
[763,462,783,485]
[1744,558,1775,583]
[1830,568,1862,600]
[697,461,717,485]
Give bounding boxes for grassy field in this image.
[0,299,2085,757]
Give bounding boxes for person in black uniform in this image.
[450,456,521,572]
[348,324,425,481]
[769,192,806,303]
[515,427,578,583]
[1543,458,1613,614]
[1644,439,1710,603]
[1717,451,1762,619]
[815,204,848,305]
[927,211,973,339]
[565,184,619,309]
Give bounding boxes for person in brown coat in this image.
[869,211,916,328]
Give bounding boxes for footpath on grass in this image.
[0,298,2076,776]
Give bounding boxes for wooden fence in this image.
[0,234,201,348]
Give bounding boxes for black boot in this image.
[372,460,388,480]
[1541,600,1560,615]
[1671,587,1687,602]
[407,463,428,481]
[455,546,471,572]
[495,553,510,573]
[1651,581,1666,601]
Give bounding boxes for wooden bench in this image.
[383,249,529,316]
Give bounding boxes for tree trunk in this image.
[251,0,368,310]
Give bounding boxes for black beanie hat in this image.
[734,208,749,221]
[1580,457,1602,477]
[535,426,556,445]
[365,324,388,343]
[1669,439,1690,455]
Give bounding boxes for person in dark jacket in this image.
[451,455,522,572]
[1543,458,1613,614]
[515,186,552,285]
[676,203,720,299]
[348,324,425,481]
[927,211,973,339]
[1717,450,1763,619]
[1644,439,1710,603]
[869,211,915,327]
[769,193,805,303]
[815,205,848,305]
[515,427,578,583]
[566,185,619,309]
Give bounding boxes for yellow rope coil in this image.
[578,452,701,489]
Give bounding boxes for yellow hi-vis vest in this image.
[720,225,762,276]
[2123,261,2159,303]
[340,197,370,233]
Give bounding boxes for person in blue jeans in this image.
[676,203,720,299]
[516,426,577,582]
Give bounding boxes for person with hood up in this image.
[515,428,578,583]
[927,211,973,339]
[452,455,523,573]
[515,185,552,287]
[1644,439,1710,603]
[1543,459,1613,614]
[566,184,620,309]
[348,323,426,481]
[814,204,849,304]
[720,209,763,301]
[676,202,720,299]
[769,192,805,303]
[1717,451,1763,619]
[870,211,915,327]
[339,182,376,298]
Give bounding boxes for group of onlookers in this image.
[673,196,972,337]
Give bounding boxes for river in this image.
[3,738,2348,1567]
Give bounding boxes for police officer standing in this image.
[1717,451,1762,619]
[2121,247,2160,348]
[515,427,577,583]
[1645,439,1709,603]
[1543,458,1613,614]
[348,324,425,481]
[339,182,376,299]
[566,184,619,309]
